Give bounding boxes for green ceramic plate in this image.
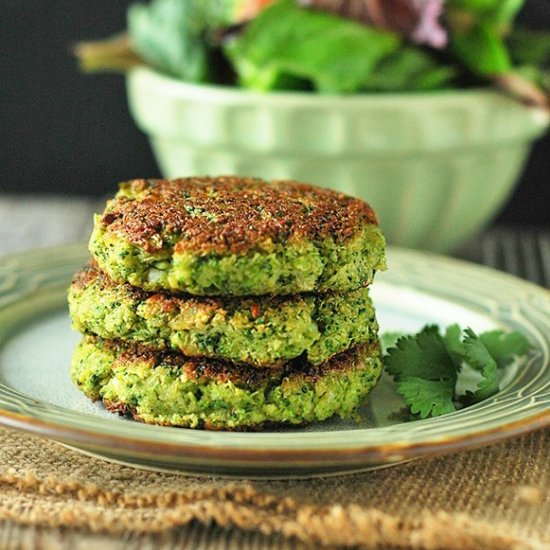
[0,244,548,478]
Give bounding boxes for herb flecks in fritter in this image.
[69,262,379,367]
[90,177,386,296]
[71,176,387,430]
[71,336,383,430]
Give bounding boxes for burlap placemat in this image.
[0,427,548,550]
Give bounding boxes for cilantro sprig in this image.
[382,325,531,419]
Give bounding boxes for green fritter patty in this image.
[69,263,379,367]
[71,337,382,430]
[90,177,386,296]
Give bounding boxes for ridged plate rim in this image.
[0,243,548,476]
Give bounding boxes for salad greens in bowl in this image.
[76,0,550,251]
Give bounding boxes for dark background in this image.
[1,0,548,226]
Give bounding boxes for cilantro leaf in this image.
[479,330,531,369]
[384,326,458,419]
[384,325,456,381]
[462,328,499,401]
[382,324,532,420]
[396,377,457,419]
[443,323,466,369]
[380,331,406,353]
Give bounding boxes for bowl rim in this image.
[129,65,550,117]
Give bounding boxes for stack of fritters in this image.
[69,177,387,430]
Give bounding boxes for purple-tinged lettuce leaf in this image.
[298,0,447,48]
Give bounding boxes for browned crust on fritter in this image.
[71,260,107,291]
[88,336,379,389]
[103,400,131,416]
[99,177,379,254]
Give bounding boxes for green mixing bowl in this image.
[127,66,548,252]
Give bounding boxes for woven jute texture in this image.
[0,427,548,550]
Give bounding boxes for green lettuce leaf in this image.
[225,0,400,93]
[451,22,511,76]
[128,0,232,81]
[365,48,456,91]
[509,29,550,66]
